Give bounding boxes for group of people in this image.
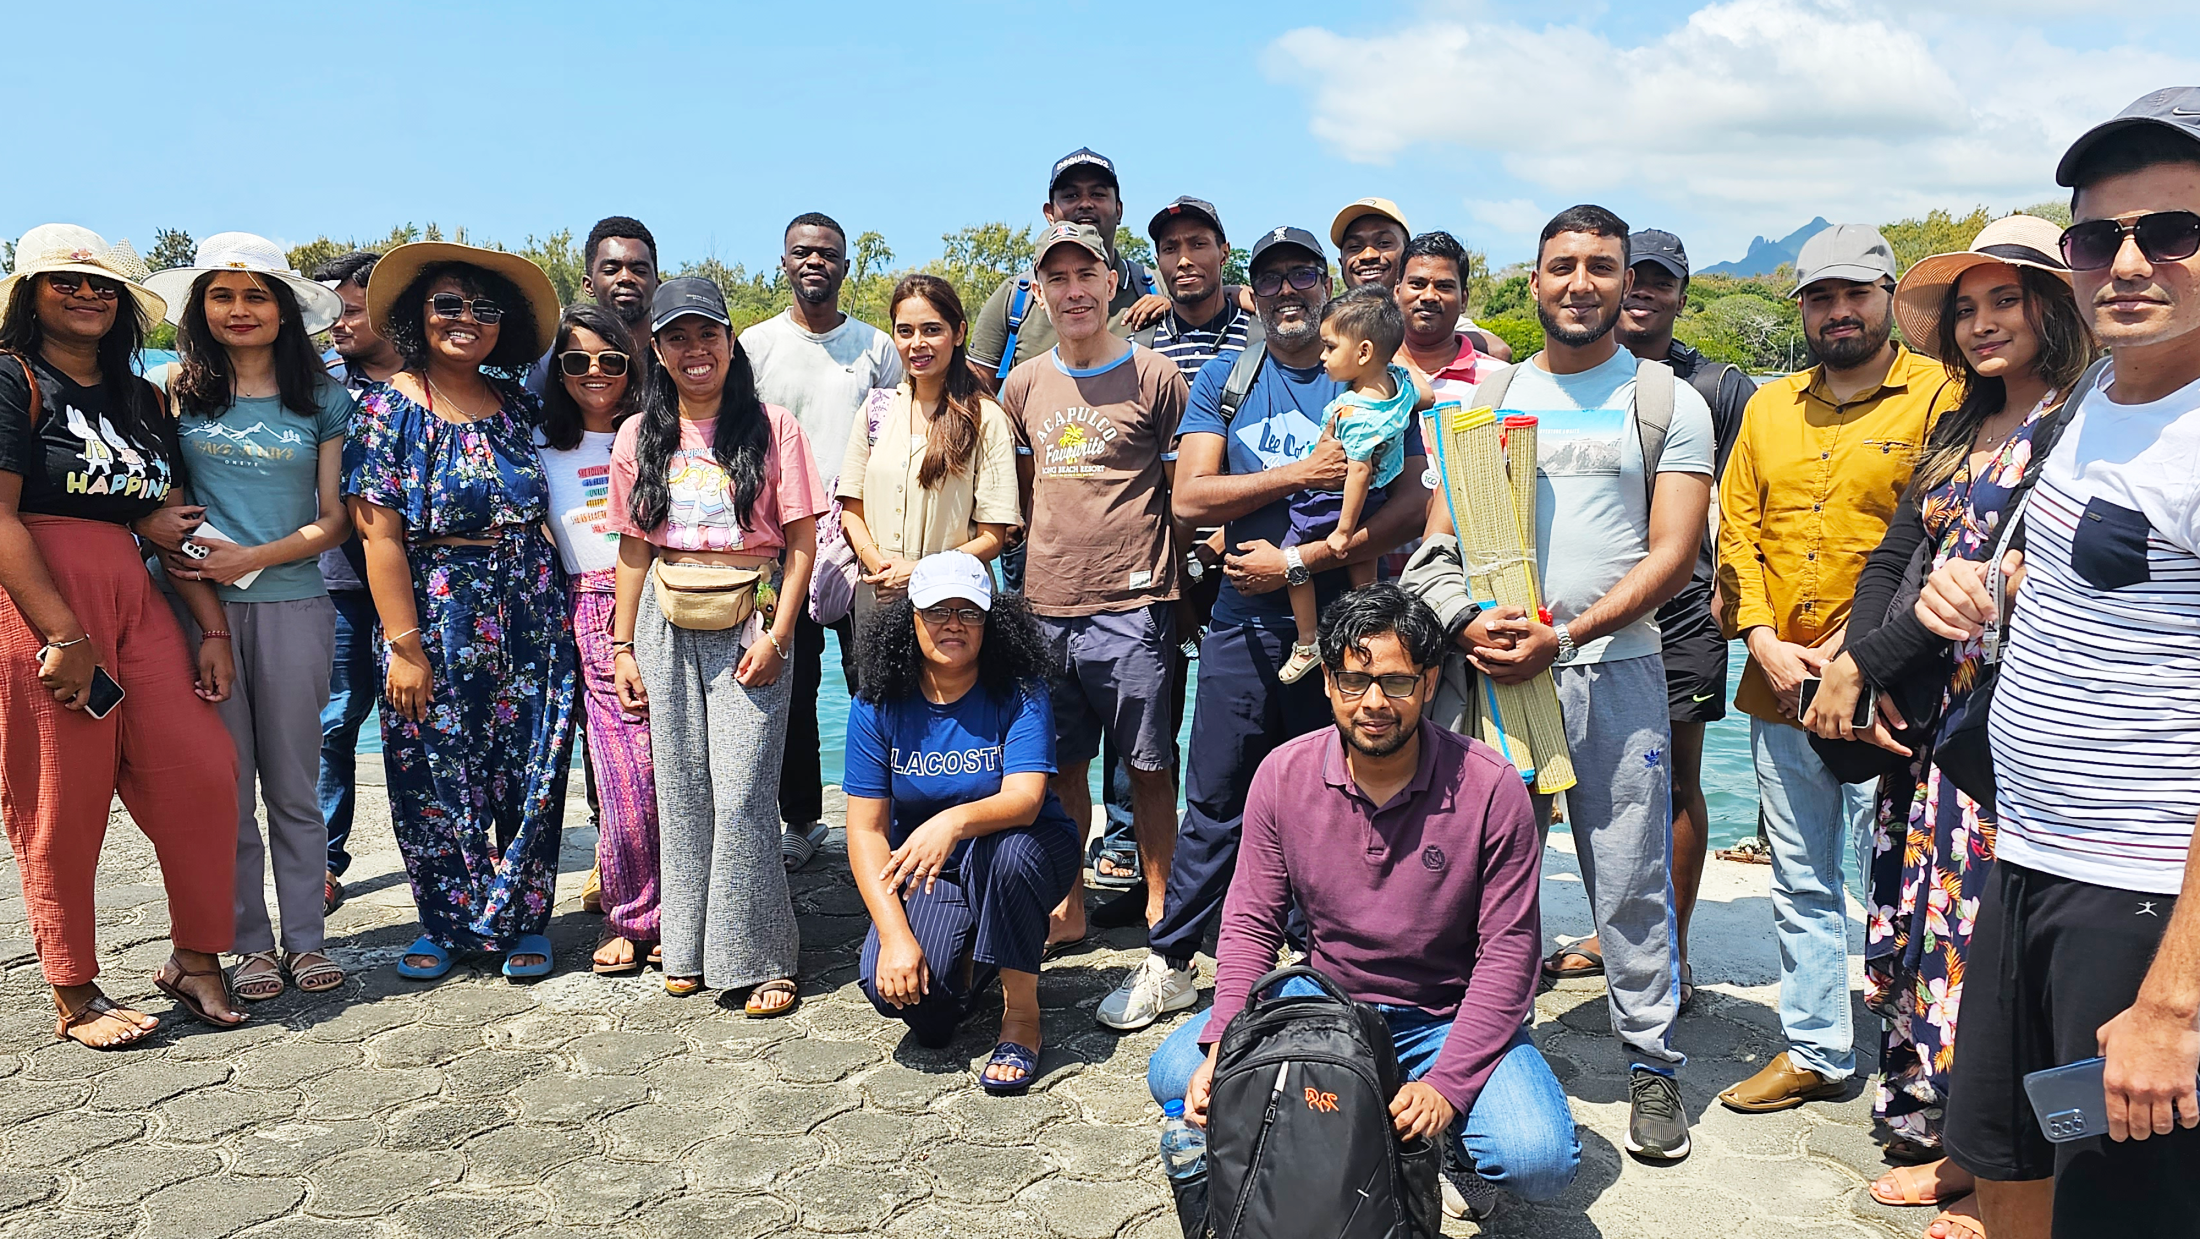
[5,88,2199,1236]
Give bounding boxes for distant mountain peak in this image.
[1702,217,1830,277]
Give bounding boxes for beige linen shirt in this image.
[836,384,1021,558]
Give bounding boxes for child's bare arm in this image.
[1327,459,1376,555]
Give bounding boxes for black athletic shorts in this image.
[1657,590,1728,725]
[1943,860,2200,1236]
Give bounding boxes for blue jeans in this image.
[1751,717,1874,1079]
[1147,981,1579,1204]
[316,588,379,877]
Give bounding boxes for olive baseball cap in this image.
[2057,87,2200,188]
[1033,222,1111,269]
[1791,224,1897,296]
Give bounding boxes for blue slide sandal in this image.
[502,934,554,980]
[395,935,454,981]
[979,1041,1039,1096]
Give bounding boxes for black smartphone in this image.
[1797,674,1821,716]
[83,667,125,719]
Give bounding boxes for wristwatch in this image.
[1553,622,1578,665]
[1283,546,1311,587]
[1184,550,1205,583]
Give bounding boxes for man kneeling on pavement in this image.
[1145,585,1579,1223]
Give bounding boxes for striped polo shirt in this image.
[1991,371,2200,895]
[1147,304,1252,378]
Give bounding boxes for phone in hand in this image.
[83,666,125,719]
[1797,674,1821,716]
[2026,1057,2109,1143]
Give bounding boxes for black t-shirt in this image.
[0,353,178,524]
[1658,340,1757,631]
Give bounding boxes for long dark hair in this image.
[856,590,1049,706]
[889,274,985,488]
[1913,265,2095,496]
[172,272,328,418]
[382,261,542,379]
[627,316,771,532]
[540,303,642,451]
[0,275,161,445]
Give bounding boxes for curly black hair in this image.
[856,590,1050,707]
[382,261,542,380]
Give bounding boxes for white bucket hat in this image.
[143,232,345,336]
[0,223,165,331]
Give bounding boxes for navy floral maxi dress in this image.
[343,381,579,952]
[1863,401,2048,1148]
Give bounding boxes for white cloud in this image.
[1465,197,1548,235]
[1266,0,2200,256]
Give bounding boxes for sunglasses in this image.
[1251,265,1329,299]
[429,292,505,324]
[2059,211,2200,271]
[1329,671,1424,699]
[558,349,630,377]
[918,605,987,628]
[45,273,120,301]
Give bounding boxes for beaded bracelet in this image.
[201,631,232,641]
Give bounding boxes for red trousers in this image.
[0,516,238,985]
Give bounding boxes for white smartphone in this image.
[183,520,263,590]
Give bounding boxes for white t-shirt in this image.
[1992,366,2200,895]
[536,429,620,575]
[740,310,904,486]
[1488,350,1716,663]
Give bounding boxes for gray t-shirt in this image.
[739,310,902,486]
[1491,349,1716,663]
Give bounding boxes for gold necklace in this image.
[426,375,492,422]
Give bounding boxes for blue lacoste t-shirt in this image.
[1179,355,1425,630]
[842,683,1079,865]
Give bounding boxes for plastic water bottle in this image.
[1159,1099,1207,1180]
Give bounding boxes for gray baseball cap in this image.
[2056,86,2200,188]
[1792,224,1896,296]
[1630,229,1689,280]
[650,276,731,333]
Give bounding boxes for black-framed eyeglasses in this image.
[429,292,505,324]
[2060,211,2200,271]
[558,349,629,377]
[1329,671,1424,699]
[1251,265,1328,299]
[45,273,120,301]
[918,605,987,628]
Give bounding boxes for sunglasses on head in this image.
[2059,211,2200,271]
[1251,265,1328,299]
[558,349,629,377]
[45,273,120,301]
[918,605,987,627]
[429,292,504,324]
[1329,671,1423,699]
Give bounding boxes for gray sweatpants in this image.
[172,594,337,956]
[1533,653,1683,1069]
[635,586,800,988]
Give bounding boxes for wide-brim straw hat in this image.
[1895,215,2071,361]
[143,231,346,336]
[0,223,166,331]
[365,241,560,358]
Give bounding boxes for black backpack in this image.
[1189,966,1441,1239]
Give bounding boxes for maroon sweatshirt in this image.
[1198,722,1543,1115]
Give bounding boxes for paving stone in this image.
[229,1120,380,1178]
[783,1164,924,1234]
[1,1111,142,1169]
[541,1156,682,1226]
[0,1170,60,1213]
[230,1040,364,1089]
[302,1148,457,1218]
[882,1201,1040,1239]
[599,1101,738,1162]
[383,1098,513,1150]
[232,1219,359,1239]
[941,1087,1075,1145]
[628,1192,790,1239]
[723,1079,862,1136]
[299,1065,443,1119]
[385,1191,549,1239]
[511,1073,648,1124]
[689,1016,797,1062]
[163,1020,289,1061]
[417,985,540,1027]
[370,1021,485,1068]
[156,1084,302,1142]
[859,1063,966,1113]
[87,1057,229,1110]
[8,1208,145,1239]
[486,1010,615,1051]
[298,999,421,1044]
[563,1030,686,1075]
[140,1173,308,1239]
[1040,1123,1156,1180]
[442,1049,559,1100]
[0,1082,103,1130]
[639,1052,759,1098]
[917,1141,1050,1202]
[1019,1175,1170,1239]
[682,1132,825,1192]
[765,1036,881,1084]
[68,1144,219,1208]
[815,1109,932,1165]
[460,1125,597,1188]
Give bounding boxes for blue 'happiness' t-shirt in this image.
[1179,355,1426,630]
[842,684,1079,869]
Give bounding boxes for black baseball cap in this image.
[2057,86,2200,188]
[1630,229,1689,281]
[650,276,731,334]
[1049,147,1119,193]
[1249,225,1325,270]
[1148,196,1226,244]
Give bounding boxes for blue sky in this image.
[10,1,2191,276]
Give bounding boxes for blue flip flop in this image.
[502,934,554,980]
[979,1041,1040,1096]
[395,935,454,981]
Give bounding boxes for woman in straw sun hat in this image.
[1803,213,2096,1235]
[342,241,577,982]
[0,223,250,1047]
[135,233,360,1004]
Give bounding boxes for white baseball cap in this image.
[907,551,993,611]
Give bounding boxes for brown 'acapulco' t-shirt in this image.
[1001,343,1187,618]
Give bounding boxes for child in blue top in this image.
[1280,285,1424,683]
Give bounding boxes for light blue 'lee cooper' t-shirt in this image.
[176,380,356,602]
[1492,348,1714,664]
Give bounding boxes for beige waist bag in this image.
[652,562,763,631]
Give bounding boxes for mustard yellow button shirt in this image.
[1717,344,1958,723]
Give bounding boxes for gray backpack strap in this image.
[1218,340,1267,429]
[1634,358,1675,506]
[1474,362,1518,410]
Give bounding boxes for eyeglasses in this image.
[1329,671,1424,699]
[558,349,630,377]
[429,292,505,324]
[45,273,120,301]
[918,605,987,628]
[1251,265,1328,299]
[2059,211,2200,271]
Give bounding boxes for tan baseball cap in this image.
[1330,198,1411,248]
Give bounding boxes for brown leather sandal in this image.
[55,992,156,1049]
[154,956,246,1028]
[744,977,800,1019]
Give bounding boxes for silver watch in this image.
[1553,622,1578,665]
[1283,545,1311,587]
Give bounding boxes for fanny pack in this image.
[652,561,764,631]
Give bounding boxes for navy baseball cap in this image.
[1049,147,1119,193]
[1148,196,1226,244]
[2057,87,2200,188]
[1630,230,1689,280]
[1249,225,1325,269]
[650,276,731,334]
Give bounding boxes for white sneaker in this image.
[1097,954,1198,1031]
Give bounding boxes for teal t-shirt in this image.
[176,380,355,602]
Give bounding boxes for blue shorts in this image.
[1284,485,1389,548]
[1033,603,1178,771]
